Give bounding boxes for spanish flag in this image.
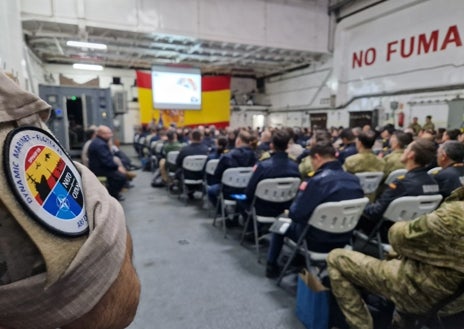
[136,71,230,128]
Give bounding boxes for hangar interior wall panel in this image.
[1,0,25,86]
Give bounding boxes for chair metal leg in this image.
[222,198,227,239]
[253,212,261,262]
[276,225,310,286]
[276,242,300,286]
[240,211,252,245]
[212,194,221,226]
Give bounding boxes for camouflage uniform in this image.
[327,187,464,329]
[383,149,405,177]
[423,121,435,132]
[343,151,385,174]
[408,122,422,135]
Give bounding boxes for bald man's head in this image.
[97,125,113,141]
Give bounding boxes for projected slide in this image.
[152,66,202,110]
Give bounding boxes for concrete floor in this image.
[121,154,305,329]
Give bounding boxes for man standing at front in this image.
[266,141,364,278]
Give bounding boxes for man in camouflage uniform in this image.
[327,186,464,329]
[343,130,385,174]
[408,116,421,136]
[423,115,435,132]
[383,131,412,178]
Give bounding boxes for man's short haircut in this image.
[394,130,413,149]
[426,115,432,119]
[313,129,332,143]
[357,130,377,149]
[446,128,461,140]
[285,127,296,142]
[191,129,202,141]
[271,130,291,151]
[238,130,252,144]
[411,138,436,166]
[382,123,395,135]
[340,128,355,141]
[310,141,336,158]
[442,141,464,163]
[166,130,177,142]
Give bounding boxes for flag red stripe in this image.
[202,76,231,92]
[136,71,151,89]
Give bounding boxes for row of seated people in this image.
[153,125,464,328]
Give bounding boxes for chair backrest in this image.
[155,142,164,154]
[221,167,253,188]
[355,172,384,194]
[182,155,208,172]
[384,168,407,185]
[308,197,369,234]
[254,177,301,203]
[427,166,442,175]
[383,194,443,222]
[167,150,179,165]
[205,159,220,176]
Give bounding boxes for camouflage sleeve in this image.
[388,201,464,267]
[343,157,353,173]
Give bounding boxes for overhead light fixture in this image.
[66,40,107,50]
[72,63,104,71]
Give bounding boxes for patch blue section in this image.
[43,183,82,220]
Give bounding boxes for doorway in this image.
[65,96,85,150]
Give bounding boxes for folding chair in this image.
[276,197,369,286]
[166,150,180,193]
[150,141,164,173]
[203,159,220,215]
[180,155,208,203]
[212,167,253,238]
[357,194,442,258]
[355,172,384,195]
[384,168,407,184]
[240,177,301,262]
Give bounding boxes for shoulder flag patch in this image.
[299,181,308,191]
[3,127,88,236]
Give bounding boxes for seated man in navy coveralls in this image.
[88,125,127,201]
[266,141,364,278]
[242,130,300,236]
[175,129,209,198]
[433,140,464,199]
[337,128,357,165]
[207,130,257,220]
[358,138,439,240]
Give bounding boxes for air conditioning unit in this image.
[112,90,127,114]
[110,83,127,114]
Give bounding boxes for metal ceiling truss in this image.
[23,20,324,78]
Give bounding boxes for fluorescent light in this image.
[66,40,107,50]
[72,63,104,71]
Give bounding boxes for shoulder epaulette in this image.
[307,171,315,177]
[397,175,405,180]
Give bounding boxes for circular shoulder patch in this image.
[3,127,88,236]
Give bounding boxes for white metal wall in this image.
[0,0,25,87]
